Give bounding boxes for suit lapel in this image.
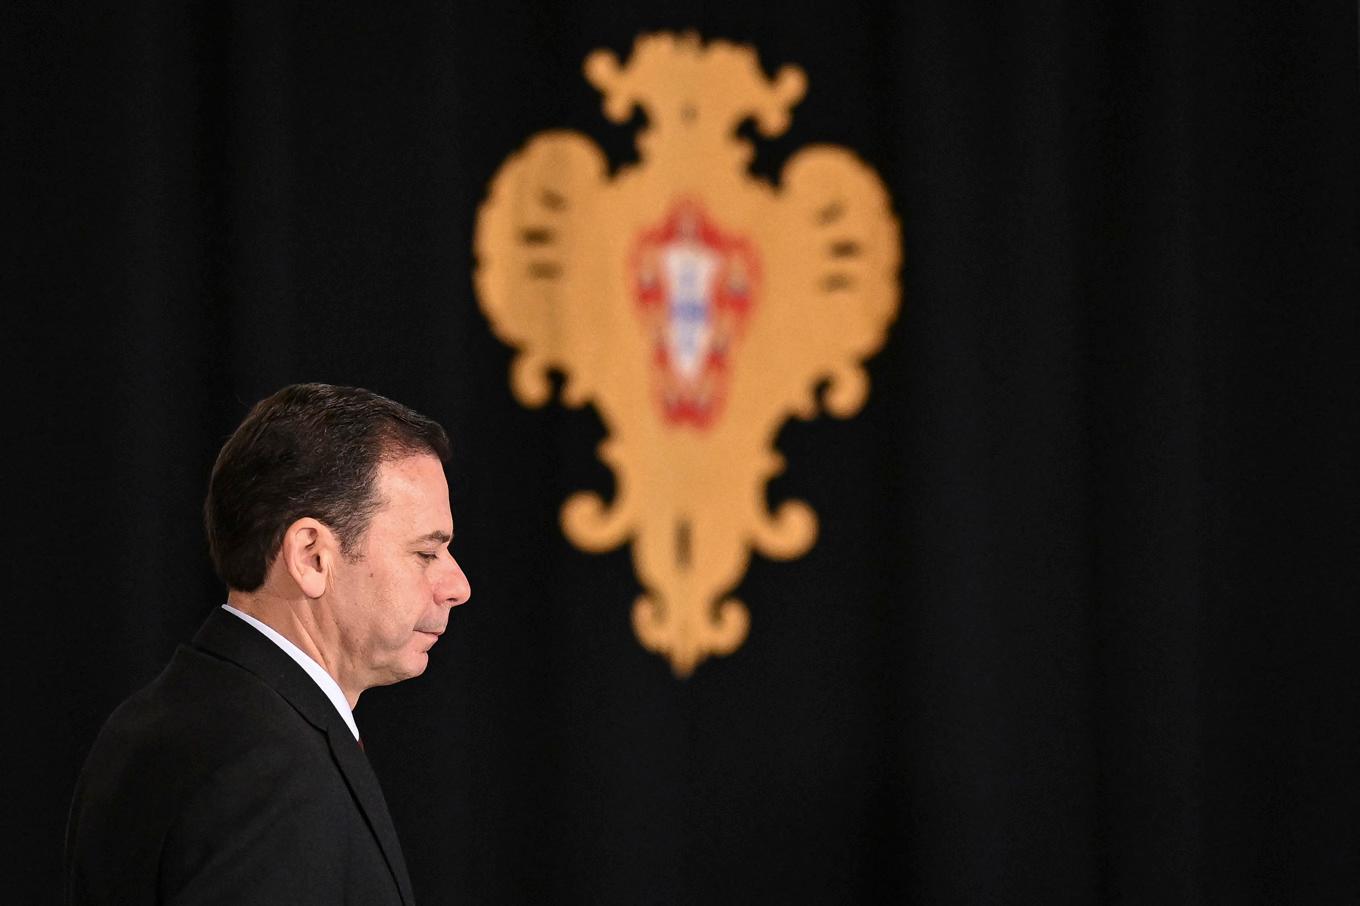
[327,727,416,905]
[192,608,416,905]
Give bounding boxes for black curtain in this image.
[7,2,1358,902]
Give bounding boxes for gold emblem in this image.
[474,32,901,675]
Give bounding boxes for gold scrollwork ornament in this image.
[474,32,901,676]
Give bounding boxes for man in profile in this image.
[65,383,471,905]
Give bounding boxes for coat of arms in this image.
[474,32,901,675]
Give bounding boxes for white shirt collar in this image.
[221,604,361,741]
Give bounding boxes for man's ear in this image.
[279,517,335,599]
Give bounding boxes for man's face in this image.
[327,453,470,691]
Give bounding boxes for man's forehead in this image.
[372,455,453,524]
[377,453,448,491]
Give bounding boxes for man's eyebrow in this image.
[414,530,452,545]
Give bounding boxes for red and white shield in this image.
[631,199,759,428]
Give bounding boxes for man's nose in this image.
[438,555,471,608]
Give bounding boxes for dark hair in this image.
[204,383,452,591]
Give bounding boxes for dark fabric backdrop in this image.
[5,1,1358,903]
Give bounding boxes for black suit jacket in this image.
[65,608,415,905]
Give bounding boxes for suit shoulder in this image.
[74,646,337,819]
[115,645,322,743]
[66,647,346,903]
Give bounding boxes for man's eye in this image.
[417,552,438,562]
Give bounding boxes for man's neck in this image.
[225,591,361,708]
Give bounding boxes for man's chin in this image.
[402,651,431,679]
[371,655,428,689]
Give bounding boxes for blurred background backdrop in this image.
[5,2,1358,902]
